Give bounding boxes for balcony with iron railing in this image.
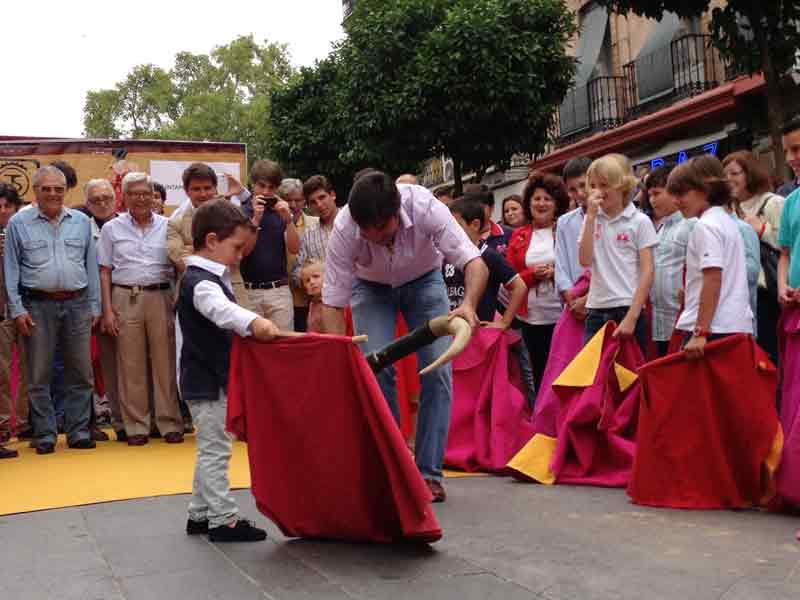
[552,33,726,147]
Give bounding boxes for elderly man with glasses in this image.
[98,172,183,446]
[2,166,101,454]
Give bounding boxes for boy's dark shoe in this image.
[127,435,148,446]
[115,429,128,442]
[186,519,209,535]
[208,519,267,543]
[0,445,18,459]
[164,432,184,444]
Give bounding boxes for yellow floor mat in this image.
[0,434,487,516]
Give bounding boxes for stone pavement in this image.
[1,477,799,600]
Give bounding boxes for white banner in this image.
[150,160,242,206]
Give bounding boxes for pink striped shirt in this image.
[322,184,481,308]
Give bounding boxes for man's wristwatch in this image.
[692,325,710,338]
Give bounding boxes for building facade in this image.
[533,0,792,179]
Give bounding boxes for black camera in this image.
[256,195,278,210]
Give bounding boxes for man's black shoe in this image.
[186,519,209,535]
[35,442,55,455]
[17,428,34,440]
[68,439,96,450]
[208,519,267,543]
[0,446,18,459]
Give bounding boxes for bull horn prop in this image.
[364,315,472,376]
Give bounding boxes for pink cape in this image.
[778,307,800,507]
[227,335,442,543]
[529,271,591,438]
[444,327,532,472]
[508,322,643,487]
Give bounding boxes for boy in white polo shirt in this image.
[666,156,753,359]
[578,154,657,352]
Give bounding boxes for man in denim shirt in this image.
[3,166,101,454]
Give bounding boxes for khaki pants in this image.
[96,331,124,432]
[0,318,29,434]
[247,286,293,331]
[113,286,182,436]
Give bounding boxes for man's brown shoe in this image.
[91,427,110,442]
[164,432,184,444]
[127,434,149,446]
[425,479,446,503]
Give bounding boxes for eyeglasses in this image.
[37,186,66,195]
[126,191,153,200]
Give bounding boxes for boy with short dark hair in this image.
[444,198,527,326]
[179,198,279,543]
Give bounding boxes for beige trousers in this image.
[112,286,182,436]
[0,318,29,433]
[247,286,293,331]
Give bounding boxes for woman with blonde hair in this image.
[578,154,657,352]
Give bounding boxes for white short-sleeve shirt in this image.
[676,206,753,334]
[581,203,658,309]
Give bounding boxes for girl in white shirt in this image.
[667,155,754,359]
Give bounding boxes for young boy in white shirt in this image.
[578,154,657,352]
[666,156,753,359]
[178,199,279,542]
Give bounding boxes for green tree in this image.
[594,0,800,174]
[83,35,293,161]
[273,0,577,195]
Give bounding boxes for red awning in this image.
[531,74,766,173]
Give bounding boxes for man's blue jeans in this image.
[351,269,452,482]
[23,292,93,446]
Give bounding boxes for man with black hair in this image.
[321,173,488,502]
[556,157,592,320]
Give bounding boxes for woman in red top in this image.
[507,172,570,390]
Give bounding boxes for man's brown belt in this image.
[113,283,171,291]
[21,288,86,301]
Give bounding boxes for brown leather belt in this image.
[113,283,171,291]
[21,287,86,301]
[245,279,289,290]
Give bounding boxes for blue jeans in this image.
[23,292,94,446]
[351,269,452,481]
[584,307,647,354]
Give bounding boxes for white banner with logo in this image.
[150,160,242,206]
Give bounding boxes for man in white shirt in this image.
[98,172,183,445]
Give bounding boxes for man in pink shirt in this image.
[322,172,488,502]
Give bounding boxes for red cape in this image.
[227,335,442,543]
[628,334,781,509]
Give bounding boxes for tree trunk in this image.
[453,157,463,197]
[758,28,787,181]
